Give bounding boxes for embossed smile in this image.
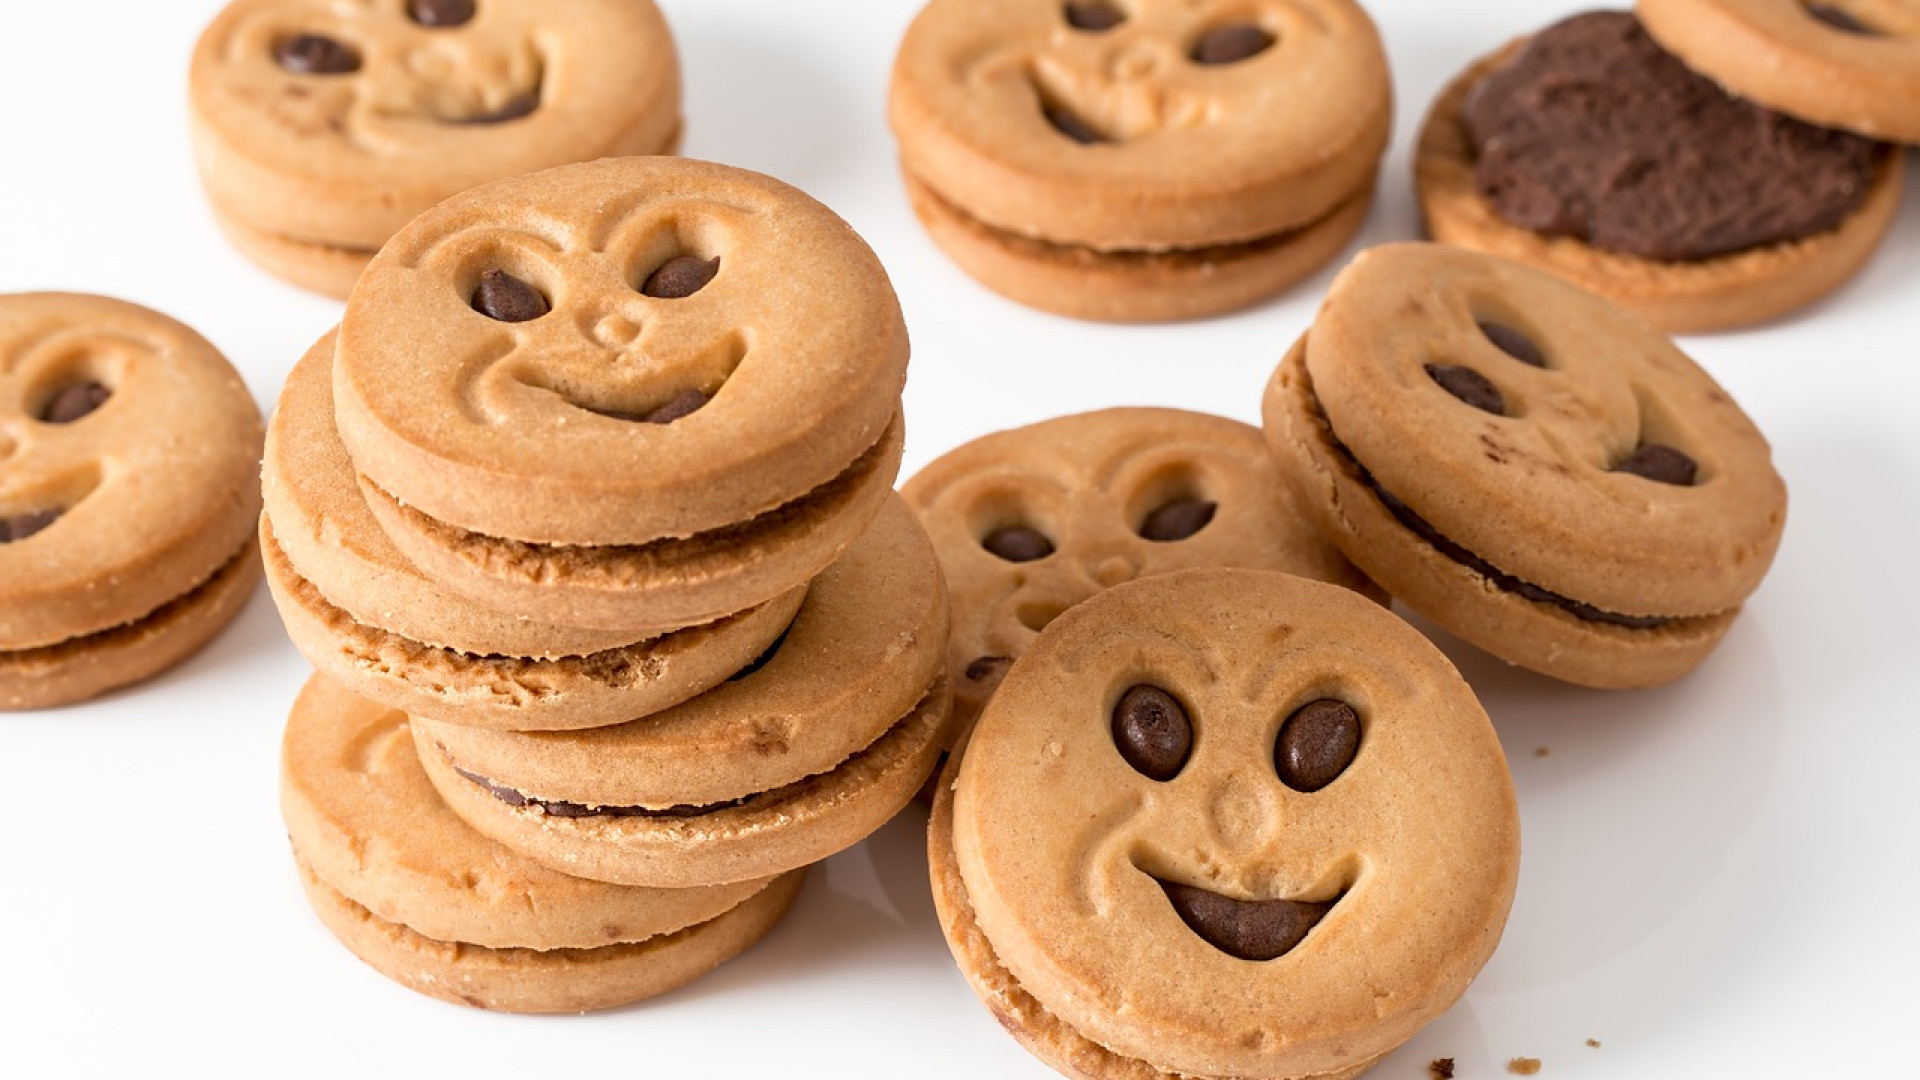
[1151,875,1347,962]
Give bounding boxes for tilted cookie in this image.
[412,496,951,889]
[0,294,262,709]
[1414,11,1901,333]
[903,407,1380,748]
[190,0,681,296]
[1638,0,1920,143]
[263,331,804,732]
[283,675,800,1013]
[333,156,907,632]
[889,0,1390,320]
[933,569,1518,1080]
[1264,243,1788,689]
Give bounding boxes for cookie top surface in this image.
[1305,243,1786,617]
[333,156,909,545]
[903,407,1377,739]
[952,568,1518,1078]
[0,293,263,650]
[1637,0,1920,142]
[281,674,768,951]
[889,0,1392,248]
[1464,11,1880,261]
[190,0,680,243]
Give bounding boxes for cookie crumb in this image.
[1586,1039,1601,1048]
[1508,1057,1543,1075]
[1535,746,1551,759]
[1428,1059,1456,1079]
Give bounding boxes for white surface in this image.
[1,1,1916,1077]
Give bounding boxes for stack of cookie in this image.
[262,156,949,1011]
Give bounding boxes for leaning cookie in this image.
[189,0,681,296]
[933,569,1518,1080]
[0,294,262,709]
[1264,243,1787,689]
[1414,10,1901,333]
[889,0,1390,321]
[903,407,1381,748]
[283,675,800,1013]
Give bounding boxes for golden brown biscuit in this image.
[1263,244,1788,688]
[938,569,1518,1079]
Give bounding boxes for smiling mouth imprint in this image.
[1152,875,1347,962]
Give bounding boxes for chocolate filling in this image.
[1301,377,1673,629]
[1464,11,1882,260]
[1155,878,1341,962]
[456,766,744,819]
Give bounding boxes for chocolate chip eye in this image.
[1426,364,1506,416]
[1043,103,1108,145]
[965,655,1013,681]
[471,269,549,322]
[0,509,63,544]
[1613,444,1698,486]
[409,0,476,28]
[1805,3,1876,33]
[1478,322,1547,368]
[1064,1,1126,30]
[641,256,720,299]
[1113,685,1192,782]
[1192,25,1275,64]
[274,34,361,75]
[1138,498,1216,542]
[982,525,1054,562]
[38,382,110,424]
[1275,699,1360,792]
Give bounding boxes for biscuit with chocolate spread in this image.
[1414,11,1902,332]
[931,568,1518,1080]
[190,0,682,296]
[0,293,262,709]
[889,0,1391,321]
[1264,243,1788,688]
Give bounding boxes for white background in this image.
[2,1,1916,1077]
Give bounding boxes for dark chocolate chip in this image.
[408,0,476,27]
[641,389,710,425]
[274,34,361,75]
[1426,364,1506,415]
[0,509,63,544]
[1275,699,1360,792]
[1806,4,1876,33]
[38,382,110,424]
[471,269,548,322]
[1160,881,1334,961]
[981,525,1054,563]
[456,92,539,125]
[1479,322,1547,368]
[1043,103,1107,145]
[1139,498,1216,542]
[1192,25,1275,65]
[1064,1,1125,30]
[1112,685,1192,782]
[642,256,720,299]
[1614,444,1697,486]
[965,655,1012,681]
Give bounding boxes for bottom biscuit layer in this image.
[0,536,261,710]
[905,172,1373,323]
[299,859,803,1014]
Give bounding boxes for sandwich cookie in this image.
[283,675,800,1013]
[0,294,262,709]
[932,569,1518,1080]
[1264,243,1788,689]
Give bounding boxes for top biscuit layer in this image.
[0,294,263,650]
[890,0,1392,249]
[333,157,909,546]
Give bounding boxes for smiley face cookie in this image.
[903,407,1380,747]
[932,568,1518,1079]
[1264,244,1788,688]
[283,674,802,1013]
[889,0,1391,320]
[0,294,263,710]
[190,0,682,297]
[331,157,907,634]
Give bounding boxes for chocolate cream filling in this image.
[1464,10,1883,260]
